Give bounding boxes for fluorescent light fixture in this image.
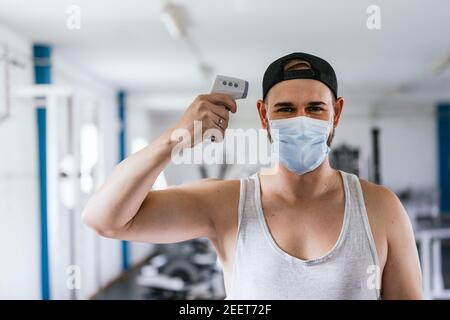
[161,3,184,38]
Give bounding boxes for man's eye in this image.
[277,107,293,113]
[307,106,323,112]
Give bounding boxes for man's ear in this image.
[332,97,344,128]
[256,99,269,129]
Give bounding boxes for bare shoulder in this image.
[359,178,399,208]
[358,178,412,238]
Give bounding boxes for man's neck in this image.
[261,158,340,201]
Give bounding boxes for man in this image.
[82,52,423,299]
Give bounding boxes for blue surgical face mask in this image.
[268,114,333,175]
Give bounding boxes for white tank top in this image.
[225,170,381,300]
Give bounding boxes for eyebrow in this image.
[307,101,327,106]
[273,101,294,108]
[273,101,327,108]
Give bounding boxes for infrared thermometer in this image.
[207,75,248,142]
[210,75,249,100]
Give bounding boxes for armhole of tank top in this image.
[237,177,246,228]
[227,177,247,298]
[354,175,382,299]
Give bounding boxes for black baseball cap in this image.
[262,52,338,101]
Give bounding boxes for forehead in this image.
[266,78,333,104]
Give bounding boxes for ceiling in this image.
[0,0,449,106]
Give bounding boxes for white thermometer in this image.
[210,75,248,99]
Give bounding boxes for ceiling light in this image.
[161,3,185,38]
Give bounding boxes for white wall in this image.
[375,103,437,192]
[335,100,438,193]
[0,23,154,300]
[0,24,40,299]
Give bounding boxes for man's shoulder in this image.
[357,177,410,234]
[358,178,399,205]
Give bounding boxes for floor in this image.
[92,261,150,300]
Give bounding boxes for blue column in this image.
[118,90,130,270]
[437,104,450,214]
[33,44,51,300]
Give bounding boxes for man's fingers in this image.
[209,103,230,122]
[205,118,225,143]
[209,112,228,130]
[205,93,237,113]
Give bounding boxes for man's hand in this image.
[173,93,237,147]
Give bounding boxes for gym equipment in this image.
[415,216,450,299]
[136,238,225,300]
[330,144,360,176]
[398,187,449,299]
[371,128,381,184]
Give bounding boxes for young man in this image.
[82,52,422,299]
